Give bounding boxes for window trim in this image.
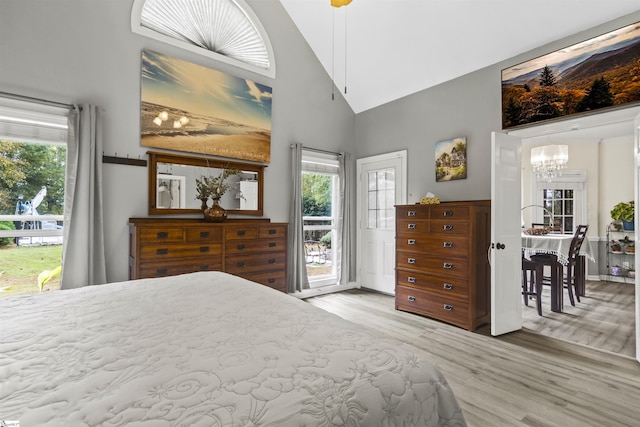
[130,0,276,79]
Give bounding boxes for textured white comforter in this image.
[0,271,466,426]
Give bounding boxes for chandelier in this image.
[331,0,352,7]
[531,145,568,181]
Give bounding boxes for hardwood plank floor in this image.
[522,280,635,358]
[305,290,640,427]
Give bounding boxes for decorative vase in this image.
[199,197,209,212]
[203,198,227,222]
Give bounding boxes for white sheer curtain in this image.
[61,105,107,289]
[337,152,354,285]
[287,143,310,293]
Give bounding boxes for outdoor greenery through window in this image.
[0,141,65,296]
[302,151,339,286]
[542,188,574,234]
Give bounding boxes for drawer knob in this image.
[237,244,246,250]
[199,246,209,253]
[443,224,454,231]
[443,262,453,269]
[199,265,209,270]
[443,210,454,217]
[407,211,416,217]
[237,230,246,236]
[200,231,210,238]
[236,261,246,268]
[408,258,416,264]
[443,283,453,290]
[408,223,416,229]
[268,278,276,283]
[408,295,416,302]
[443,242,453,248]
[268,258,277,264]
[156,248,168,255]
[443,304,454,311]
[408,239,416,245]
[268,229,277,235]
[269,242,277,247]
[407,276,416,284]
[156,268,168,275]
[156,232,169,239]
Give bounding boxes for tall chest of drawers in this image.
[129,218,288,292]
[395,201,491,331]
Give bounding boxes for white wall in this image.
[599,137,635,234]
[0,0,355,283]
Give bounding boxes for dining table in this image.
[522,233,595,312]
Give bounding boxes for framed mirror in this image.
[148,151,265,216]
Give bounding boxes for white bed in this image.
[0,271,466,426]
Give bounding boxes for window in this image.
[367,168,395,229]
[534,171,586,235]
[0,95,68,296]
[302,151,339,287]
[131,0,275,78]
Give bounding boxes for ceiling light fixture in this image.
[330,0,351,100]
[331,0,352,7]
[531,144,568,181]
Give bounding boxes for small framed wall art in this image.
[435,137,467,182]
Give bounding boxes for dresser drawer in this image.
[139,227,184,243]
[139,243,222,261]
[226,237,286,254]
[185,227,222,242]
[396,285,469,326]
[396,252,469,278]
[226,252,287,274]
[430,205,469,220]
[430,220,470,235]
[396,205,429,220]
[396,235,468,257]
[258,225,287,239]
[137,258,222,278]
[396,269,469,299]
[238,270,287,292]
[225,226,258,240]
[396,219,430,235]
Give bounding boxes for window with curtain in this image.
[131,0,275,78]
[302,150,340,287]
[0,95,69,296]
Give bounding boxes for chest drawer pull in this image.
[237,244,246,250]
[156,268,168,275]
[156,232,169,239]
[408,239,416,245]
[236,261,246,268]
[443,242,453,248]
[199,246,209,253]
[268,258,277,264]
[443,262,453,269]
[443,224,454,231]
[268,278,276,284]
[443,304,454,311]
[408,295,416,302]
[443,210,454,217]
[199,265,209,270]
[200,231,210,238]
[408,223,416,229]
[156,248,168,255]
[269,242,277,247]
[443,283,453,290]
[408,258,416,264]
[407,211,416,217]
[407,276,416,284]
[268,229,277,234]
[236,230,246,236]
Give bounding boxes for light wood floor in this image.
[522,279,635,358]
[306,290,640,427]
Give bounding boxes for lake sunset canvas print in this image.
[141,49,272,162]
[502,20,640,129]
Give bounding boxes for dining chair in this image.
[531,225,589,307]
[522,256,543,315]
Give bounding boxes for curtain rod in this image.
[0,91,73,109]
[293,144,343,157]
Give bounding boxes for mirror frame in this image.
[148,151,265,216]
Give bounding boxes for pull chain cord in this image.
[331,7,335,101]
[344,7,347,95]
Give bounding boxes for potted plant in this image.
[610,201,634,231]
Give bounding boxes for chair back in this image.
[568,225,588,261]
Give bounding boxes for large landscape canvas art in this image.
[502,20,640,129]
[141,49,272,162]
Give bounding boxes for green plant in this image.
[38,265,61,292]
[610,201,634,222]
[0,221,16,247]
[195,168,241,200]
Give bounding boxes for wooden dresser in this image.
[394,201,491,331]
[129,218,288,292]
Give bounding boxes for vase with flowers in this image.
[196,168,241,222]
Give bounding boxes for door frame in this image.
[356,150,407,292]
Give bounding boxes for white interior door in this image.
[356,151,407,294]
[491,132,523,336]
[634,112,640,363]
